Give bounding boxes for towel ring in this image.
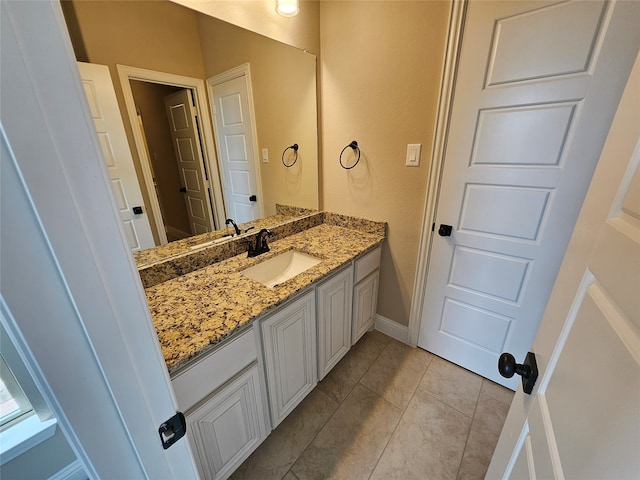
[282,144,299,167]
[339,140,360,170]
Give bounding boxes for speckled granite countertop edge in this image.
[138,211,386,289]
[146,223,385,375]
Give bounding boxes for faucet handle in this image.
[249,228,271,256]
[225,218,241,236]
[246,230,268,257]
[245,237,258,257]
[257,228,272,238]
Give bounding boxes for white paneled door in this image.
[418,0,640,387]
[164,89,215,235]
[488,52,640,479]
[77,62,155,251]
[209,69,261,224]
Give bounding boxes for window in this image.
[0,303,57,464]
[0,354,34,430]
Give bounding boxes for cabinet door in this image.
[352,270,379,345]
[317,267,353,380]
[261,291,316,427]
[187,365,267,480]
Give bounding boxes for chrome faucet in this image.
[248,228,273,257]
[225,218,241,236]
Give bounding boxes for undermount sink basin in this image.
[241,250,322,288]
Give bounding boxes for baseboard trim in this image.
[165,225,191,240]
[374,314,409,344]
[48,460,86,480]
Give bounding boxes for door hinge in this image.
[158,412,186,450]
[431,222,435,232]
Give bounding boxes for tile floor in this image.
[231,330,514,480]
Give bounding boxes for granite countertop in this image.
[145,222,385,374]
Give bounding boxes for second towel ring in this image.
[282,144,299,167]
[339,140,360,170]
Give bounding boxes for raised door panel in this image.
[261,291,316,427]
[317,267,353,380]
[186,365,267,480]
[486,1,605,86]
[352,270,379,345]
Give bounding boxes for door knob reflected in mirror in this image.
[498,352,538,395]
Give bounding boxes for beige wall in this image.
[171,0,321,54]
[70,1,206,79]
[198,15,319,216]
[320,1,450,326]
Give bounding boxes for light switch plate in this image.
[406,144,421,167]
[262,148,269,163]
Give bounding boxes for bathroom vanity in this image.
[140,211,385,480]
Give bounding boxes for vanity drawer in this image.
[354,246,381,283]
[172,328,257,412]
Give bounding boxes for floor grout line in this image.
[365,365,429,479]
[285,334,392,480]
[454,382,482,480]
[283,390,337,480]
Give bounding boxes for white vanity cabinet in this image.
[316,266,353,380]
[171,327,269,480]
[168,244,383,479]
[352,246,381,345]
[261,289,317,428]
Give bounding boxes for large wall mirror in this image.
[62,0,318,257]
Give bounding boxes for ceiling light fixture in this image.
[276,0,299,17]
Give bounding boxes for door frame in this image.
[207,63,265,221]
[1,0,199,476]
[117,64,226,242]
[407,0,466,346]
